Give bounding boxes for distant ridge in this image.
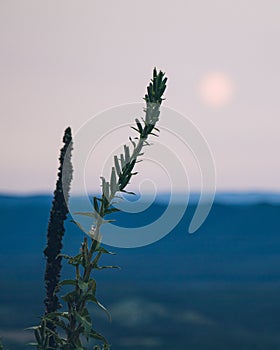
[213,192,280,205]
[1,191,280,206]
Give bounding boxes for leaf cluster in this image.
[89,68,167,228]
[30,68,167,350]
[31,238,114,349]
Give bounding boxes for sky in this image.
[0,0,280,194]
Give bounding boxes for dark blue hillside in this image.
[1,195,279,283]
[1,195,280,349]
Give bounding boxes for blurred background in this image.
[1,1,280,349]
[1,0,280,193]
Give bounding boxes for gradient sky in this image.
[1,0,279,194]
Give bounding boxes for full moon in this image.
[198,72,234,107]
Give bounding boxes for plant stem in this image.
[43,127,73,345]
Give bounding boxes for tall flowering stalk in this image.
[83,68,167,243]
[44,127,73,315]
[30,68,167,350]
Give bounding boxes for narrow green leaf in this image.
[95,246,116,255]
[104,207,120,215]
[131,126,141,134]
[147,85,152,100]
[120,154,125,168]
[122,173,132,186]
[114,155,121,176]
[61,253,84,266]
[25,326,40,331]
[135,118,143,133]
[96,299,112,322]
[103,181,110,200]
[110,167,117,194]
[74,212,95,218]
[153,67,157,79]
[102,219,116,224]
[80,306,91,319]
[129,136,136,148]
[45,311,69,320]
[59,279,77,287]
[34,329,41,344]
[91,251,102,268]
[43,331,49,349]
[120,189,136,195]
[88,279,97,294]
[154,71,158,92]
[41,318,46,336]
[97,265,120,270]
[93,197,99,213]
[59,253,72,260]
[78,279,89,291]
[61,290,77,303]
[86,296,111,322]
[89,329,108,343]
[127,158,136,171]
[100,176,106,189]
[74,311,92,335]
[124,145,130,164]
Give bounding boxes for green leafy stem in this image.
[32,68,167,350]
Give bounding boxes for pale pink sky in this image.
[0,1,279,194]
